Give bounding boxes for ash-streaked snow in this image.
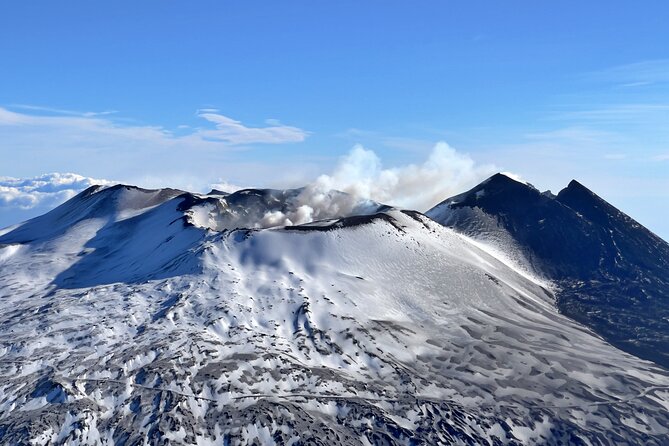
[0,184,667,445]
[428,173,669,371]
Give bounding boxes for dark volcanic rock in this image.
[427,173,669,368]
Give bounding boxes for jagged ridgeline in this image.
[0,182,668,445]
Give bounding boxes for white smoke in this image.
[209,180,245,194]
[259,205,314,228]
[1,143,499,231]
[258,142,497,227]
[315,142,496,211]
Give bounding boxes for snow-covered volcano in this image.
[0,183,668,445]
[428,173,669,370]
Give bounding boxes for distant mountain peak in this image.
[481,172,537,190]
[428,175,669,369]
[559,179,599,201]
[431,173,543,219]
[476,172,529,190]
[487,171,524,183]
[206,189,229,196]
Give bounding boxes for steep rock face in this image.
[427,173,669,369]
[0,184,668,444]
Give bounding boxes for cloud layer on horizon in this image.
[0,173,113,229]
[0,143,498,229]
[0,173,112,209]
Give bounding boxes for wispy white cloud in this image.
[548,60,669,137]
[524,126,619,145]
[196,111,308,144]
[528,61,669,180]
[0,106,309,189]
[584,59,669,86]
[10,104,118,117]
[552,104,669,123]
[0,106,308,146]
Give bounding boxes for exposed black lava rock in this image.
[428,173,669,369]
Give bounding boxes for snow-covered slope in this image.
[427,173,669,370]
[0,185,668,445]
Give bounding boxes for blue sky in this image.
[1,1,668,239]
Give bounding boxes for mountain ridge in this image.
[428,173,669,369]
[0,179,668,444]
